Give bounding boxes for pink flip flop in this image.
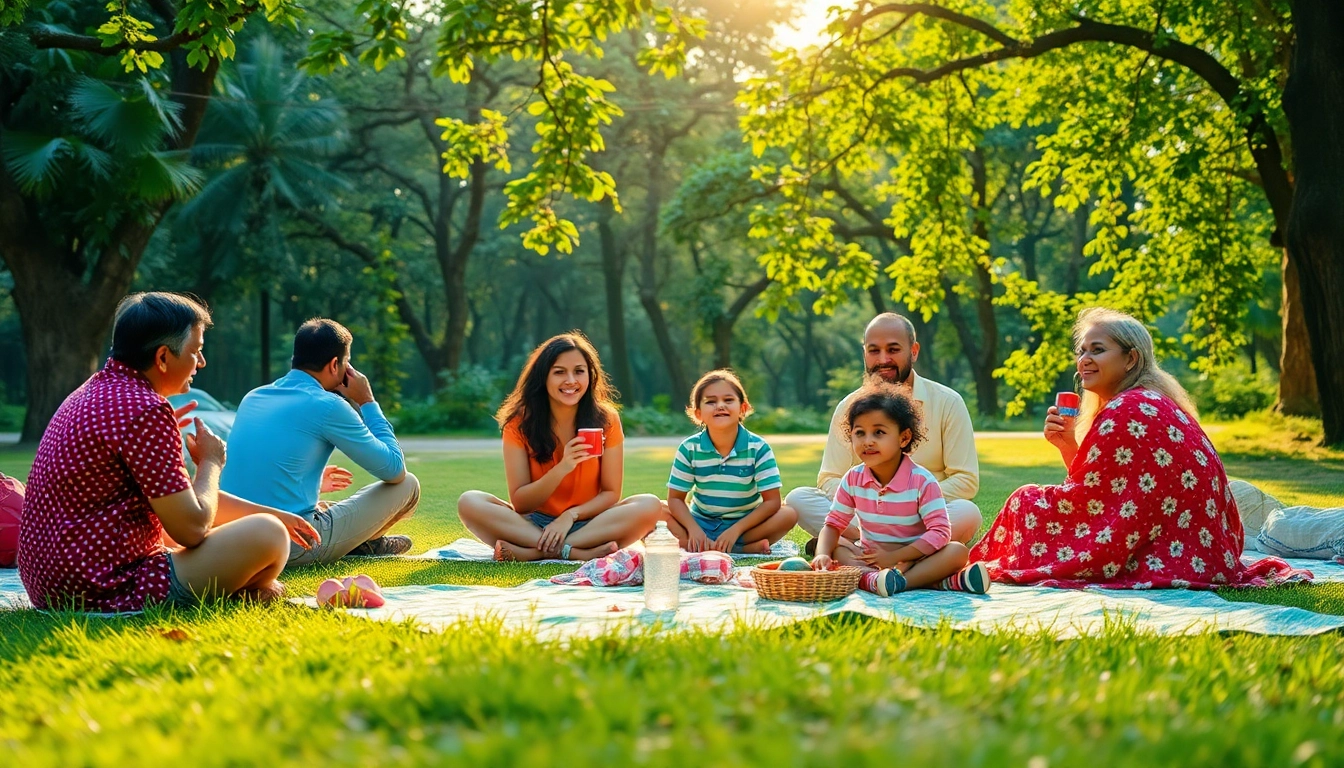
[315,574,386,609]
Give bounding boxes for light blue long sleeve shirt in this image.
[220,370,405,514]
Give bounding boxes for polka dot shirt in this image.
[18,359,191,612]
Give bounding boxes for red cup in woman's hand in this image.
[578,428,604,457]
[1055,392,1080,419]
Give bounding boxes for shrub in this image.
[620,405,693,436]
[395,366,505,434]
[749,407,831,433]
[1190,363,1278,419]
[0,404,21,432]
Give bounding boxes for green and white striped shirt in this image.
[667,425,782,520]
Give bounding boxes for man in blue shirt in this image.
[222,319,419,564]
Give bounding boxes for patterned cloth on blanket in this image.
[549,549,735,586]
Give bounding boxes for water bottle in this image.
[643,521,681,611]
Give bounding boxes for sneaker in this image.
[871,568,908,597]
[804,537,819,557]
[346,535,412,557]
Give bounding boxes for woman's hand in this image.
[811,554,835,571]
[1043,405,1078,457]
[272,511,322,550]
[685,525,713,553]
[555,436,594,475]
[320,465,354,494]
[185,418,226,467]
[538,510,576,555]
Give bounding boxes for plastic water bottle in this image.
[643,521,681,612]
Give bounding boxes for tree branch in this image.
[30,4,258,56]
[847,10,1295,231]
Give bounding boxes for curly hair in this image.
[685,369,753,427]
[843,384,926,454]
[495,332,618,462]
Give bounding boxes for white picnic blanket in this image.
[0,568,29,609]
[302,574,1344,640]
[412,537,800,563]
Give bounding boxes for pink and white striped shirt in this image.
[825,457,951,556]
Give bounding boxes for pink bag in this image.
[0,474,23,568]
[549,548,737,587]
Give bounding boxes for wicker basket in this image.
[751,562,862,602]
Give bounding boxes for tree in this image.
[180,35,347,385]
[0,0,703,440]
[740,1,1344,444]
[586,0,790,397]
[1,1,225,441]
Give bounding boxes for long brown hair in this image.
[495,332,618,462]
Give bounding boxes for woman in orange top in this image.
[458,333,661,561]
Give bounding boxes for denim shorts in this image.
[527,512,591,532]
[164,554,199,607]
[691,512,750,553]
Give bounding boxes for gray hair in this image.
[110,292,213,371]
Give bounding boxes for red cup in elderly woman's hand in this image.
[578,428,604,457]
[1056,392,1080,419]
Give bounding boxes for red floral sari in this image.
[970,388,1309,589]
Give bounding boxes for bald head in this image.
[865,313,916,346]
[863,313,919,386]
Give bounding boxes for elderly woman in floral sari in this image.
[970,308,1309,589]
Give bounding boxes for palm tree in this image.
[179,35,347,384]
[1,1,210,440]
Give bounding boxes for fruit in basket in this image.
[777,556,811,572]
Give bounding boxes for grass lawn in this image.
[2,432,1343,766]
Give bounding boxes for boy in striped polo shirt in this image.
[811,385,990,595]
[664,370,797,555]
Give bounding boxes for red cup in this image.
[578,428,604,457]
[1055,392,1080,419]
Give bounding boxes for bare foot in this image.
[496,540,618,562]
[239,581,286,603]
[496,541,544,562]
[572,542,618,561]
[740,539,772,555]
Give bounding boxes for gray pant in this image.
[785,485,982,545]
[286,474,421,568]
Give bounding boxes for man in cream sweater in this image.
[787,313,984,550]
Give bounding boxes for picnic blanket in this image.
[0,568,30,609]
[300,573,1344,640]
[412,537,801,563]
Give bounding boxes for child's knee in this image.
[943,541,970,566]
[778,504,798,525]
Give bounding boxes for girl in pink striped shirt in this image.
[812,386,990,595]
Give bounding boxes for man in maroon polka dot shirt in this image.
[18,293,318,611]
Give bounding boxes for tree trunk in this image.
[635,140,688,399]
[11,266,116,443]
[1276,248,1320,416]
[1,59,219,441]
[711,277,771,370]
[955,148,1000,416]
[259,289,271,385]
[597,200,634,399]
[1282,0,1344,446]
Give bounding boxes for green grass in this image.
[2,434,1344,766]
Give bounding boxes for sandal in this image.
[316,574,385,609]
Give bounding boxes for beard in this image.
[866,360,913,387]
